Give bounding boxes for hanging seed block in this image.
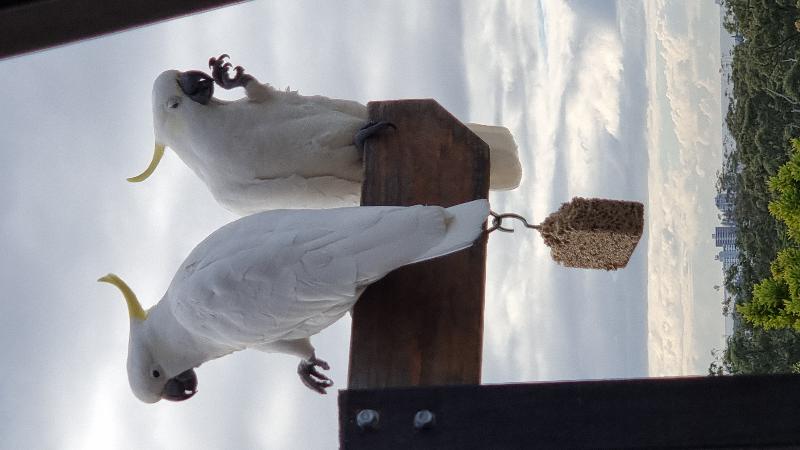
[538,197,644,270]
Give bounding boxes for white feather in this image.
[135,200,488,376]
[149,69,521,214]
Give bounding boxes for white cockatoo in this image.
[98,199,489,402]
[128,55,522,215]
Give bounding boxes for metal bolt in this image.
[414,409,436,430]
[356,409,380,430]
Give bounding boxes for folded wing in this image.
[165,203,486,347]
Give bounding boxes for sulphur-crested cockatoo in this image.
[98,199,488,402]
[129,55,522,215]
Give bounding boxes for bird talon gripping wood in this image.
[354,120,397,156]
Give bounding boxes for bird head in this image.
[98,273,198,403]
[128,69,215,183]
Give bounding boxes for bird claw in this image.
[209,54,254,90]
[297,355,333,394]
[354,121,397,156]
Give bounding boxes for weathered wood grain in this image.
[347,99,490,389]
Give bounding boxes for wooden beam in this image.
[347,99,490,389]
[340,375,800,449]
[0,0,245,60]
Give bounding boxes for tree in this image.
[714,0,800,372]
[784,60,800,101]
[709,348,732,376]
[768,140,800,237]
[739,248,800,330]
[722,324,800,373]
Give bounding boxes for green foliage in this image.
[784,61,800,100]
[714,0,800,374]
[739,248,800,330]
[741,142,800,332]
[768,140,800,240]
[721,0,799,291]
[709,348,732,375]
[724,325,800,373]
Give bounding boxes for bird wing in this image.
[303,93,367,118]
[193,93,366,181]
[166,206,449,347]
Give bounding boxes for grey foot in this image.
[209,54,254,90]
[177,70,215,105]
[354,121,397,156]
[297,355,333,394]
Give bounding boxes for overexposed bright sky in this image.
[0,1,723,448]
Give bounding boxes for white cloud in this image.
[463,0,649,384]
[645,0,724,376]
[563,24,623,195]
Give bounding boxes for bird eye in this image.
[167,96,181,109]
[152,370,161,378]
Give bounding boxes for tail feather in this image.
[411,199,489,264]
[466,123,523,190]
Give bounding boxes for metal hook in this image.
[488,211,541,233]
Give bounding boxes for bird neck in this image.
[143,301,235,374]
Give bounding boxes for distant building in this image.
[724,311,735,338]
[715,193,736,226]
[715,193,734,212]
[713,190,740,317]
[713,226,737,247]
[715,244,740,272]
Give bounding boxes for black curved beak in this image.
[177,71,214,105]
[161,368,198,401]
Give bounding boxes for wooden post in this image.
[347,99,490,389]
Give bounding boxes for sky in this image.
[0,0,724,448]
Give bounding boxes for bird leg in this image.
[297,354,333,394]
[209,54,254,90]
[354,121,397,157]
